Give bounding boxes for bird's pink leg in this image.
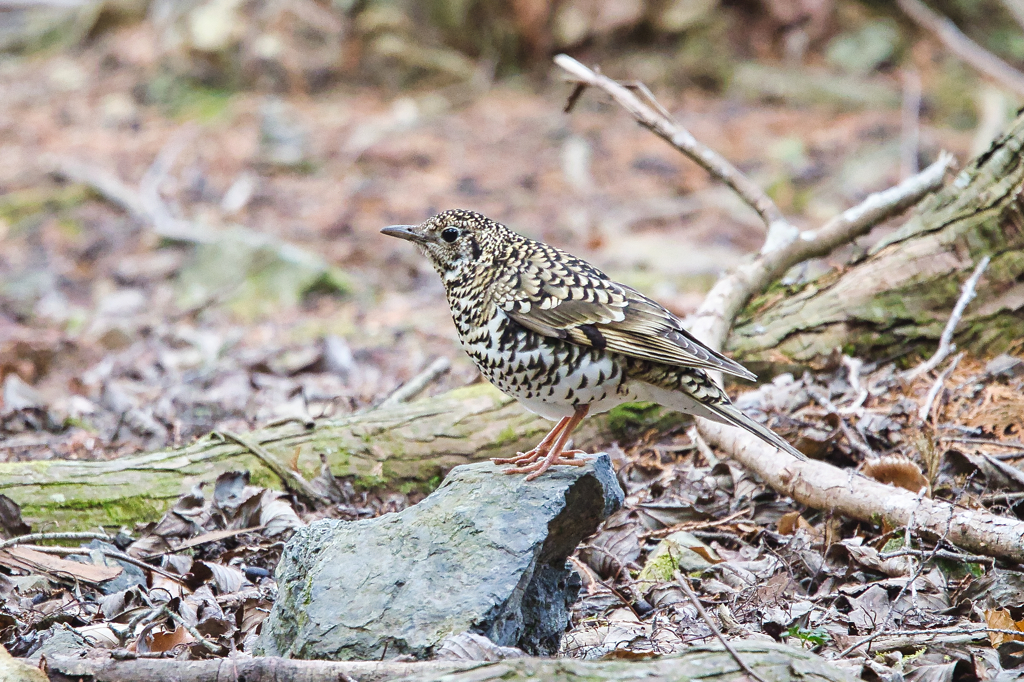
[505,405,591,481]
[490,416,570,466]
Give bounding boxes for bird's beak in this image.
[381,225,429,244]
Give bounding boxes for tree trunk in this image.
[44,642,852,682]
[727,111,1024,371]
[0,384,681,531]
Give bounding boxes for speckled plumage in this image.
[382,209,805,479]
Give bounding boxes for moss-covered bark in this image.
[728,111,1024,372]
[44,641,854,682]
[0,385,684,531]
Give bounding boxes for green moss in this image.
[147,74,234,122]
[0,184,90,225]
[248,466,280,490]
[493,425,517,447]
[22,494,171,530]
[354,474,388,491]
[637,546,681,583]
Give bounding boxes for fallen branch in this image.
[898,0,1024,98]
[42,642,852,682]
[0,384,684,530]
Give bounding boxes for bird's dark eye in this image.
[441,227,460,243]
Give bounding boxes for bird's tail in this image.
[703,401,807,461]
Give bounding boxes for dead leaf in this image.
[185,561,246,594]
[140,624,194,654]
[985,609,1024,648]
[0,495,30,539]
[863,456,930,495]
[238,596,273,639]
[435,632,526,661]
[778,511,811,535]
[0,547,121,584]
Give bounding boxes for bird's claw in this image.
[491,448,545,466]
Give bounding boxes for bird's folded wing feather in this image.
[495,246,756,381]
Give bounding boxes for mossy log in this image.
[0,384,681,531]
[43,642,854,682]
[728,111,1024,371]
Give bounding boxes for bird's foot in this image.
[502,451,589,481]
[490,447,545,466]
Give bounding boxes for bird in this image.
[382,209,805,481]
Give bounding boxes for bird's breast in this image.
[455,309,632,417]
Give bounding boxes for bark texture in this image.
[0,385,678,531]
[728,112,1024,370]
[44,642,854,682]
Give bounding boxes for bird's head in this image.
[381,209,506,277]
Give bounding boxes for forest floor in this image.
[2,18,1024,681]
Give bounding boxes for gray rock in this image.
[255,455,623,660]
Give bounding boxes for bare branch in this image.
[903,256,990,382]
[691,152,955,353]
[0,531,110,549]
[1000,0,1024,31]
[898,0,1024,98]
[918,352,964,422]
[47,154,209,244]
[553,54,794,244]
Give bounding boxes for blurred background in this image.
[1,0,1022,464]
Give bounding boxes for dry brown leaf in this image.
[984,608,1024,648]
[862,456,930,495]
[142,624,195,654]
[0,547,122,584]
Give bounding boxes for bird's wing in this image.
[494,243,756,381]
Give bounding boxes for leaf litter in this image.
[0,10,1023,680]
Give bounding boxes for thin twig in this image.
[47,154,208,244]
[841,356,869,414]
[879,547,994,564]
[554,54,794,243]
[673,571,768,682]
[687,425,718,466]
[15,545,184,582]
[838,625,1014,658]
[641,509,750,540]
[904,256,990,382]
[380,357,451,407]
[160,606,226,655]
[918,352,964,422]
[806,385,875,458]
[212,430,328,507]
[0,531,111,550]
[898,0,1024,98]
[901,69,922,179]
